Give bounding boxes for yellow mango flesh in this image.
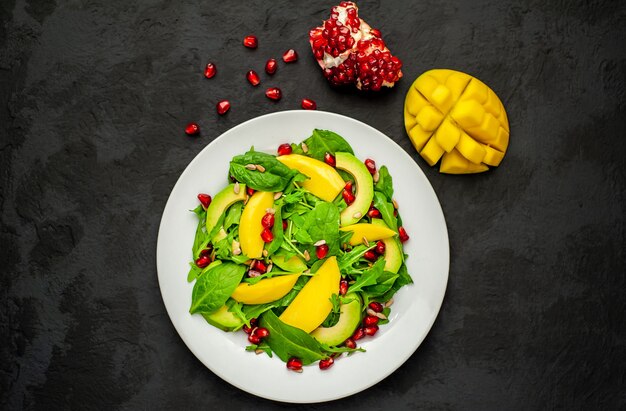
[238,191,274,259]
[404,69,509,174]
[339,223,396,246]
[276,154,344,202]
[231,273,301,305]
[279,256,340,333]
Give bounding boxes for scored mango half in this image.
[404,69,509,174]
[231,273,301,305]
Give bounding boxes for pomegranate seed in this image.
[261,213,275,229]
[265,87,282,101]
[246,187,256,196]
[254,327,270,339]
[197,193,212,209]
[261,228,274,243]
[364,315,379,326]
[243,35,258,49]
[345,181,354,192]
[342,190,355,205]
[398,226,410,242]
[368,301,384,313]
[277,143,292,156]
[352,327,365,341]
[363,250,377,261]
[370,28,381,37]
[324,152,336,167]
[344,338,356,349]
[287,357,303,372]
[319,357,334,370]
[301,98,317,110]
[251,260,267,274]
[316,244,329,259]
[248,334,261,344]
[185,122,200,136]
[375,240,386,255]
[195,255,211,268]
[246,70,260,86]
[282,49,298,63]
[243,324,254,334]
[364,158,376,174]
[216,100,230,115]
[199,247,212,256]
[250,318,259,328]
[367,207,381,218]
[265,58,278,75]
[364,325,379,336]
[204,62,216,79]
[282,219,288,231]
[339,279,349,296]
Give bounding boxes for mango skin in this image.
[404,69,510,174]
[276,154,344,201]
[339,223,396,246]
[279,256,341,333]
[231,274,301,305]
[238,191,274,259]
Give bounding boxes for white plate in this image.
[156,110,449,403]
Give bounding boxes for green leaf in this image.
[189,262,246,314]
[223,202,243,231]
[265,202,284,256]
[349,259,385,293]
[302,129,354,161]
[191,207,208,256]
[302,202,341,256]
[259,310,326,365]
[373,191,398,232]
[337,245,371,273]
[363,271,399,297]
[229,151,299,192]
[374,165,394,201]
[246,342,273,357]
[380,263,413,302]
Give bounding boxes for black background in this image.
[2,0,625,409]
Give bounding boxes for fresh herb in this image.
[189,262,246,314]
[301,129,354,161]
[230,150,301,192]
[223,202,243,231]
[374,165,394,202]
[372,191,398,232]
[348,259,385,293]
[301,202,341,256]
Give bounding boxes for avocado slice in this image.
[271,250,308,272]
[205,183,247,236]
[335,152,374,226]
[310,294,362,346]
[202,304,244,331]
[371,219,403,273]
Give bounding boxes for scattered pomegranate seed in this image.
[265,58,278,75]
[246,187,256,196]
[254,327,270,339]
[204,62,217,79]
[265,87,282,101]
[344,338,356,349]
[282,219,288,231]
[243,35,258,49]
[316,244,329,259]
[261,213,275,229]
[364,325,379,336]
[370,28,382,37]
[301,98,317,110]
[363,250,377,261]
[368,301,384,313]
[287,357,303,372]
[375,240,386,255]
[364,315,379,326]
[246,70,260,86]
[185,122,200,136]
[261,228,274,243]
[398,226,409,242]
[323,152,336,167]
[319,357,334,370]
[277,143,292,156]
[364,158,376,174]
[197,193,212,209]
[342,190,355,205]
[216,100,231,115]
[367,207,381,218]
[248,334,261,344]
[352,327,365,341]
[282,49,298,63]
[339,279,349,296]
[195,255,211,268]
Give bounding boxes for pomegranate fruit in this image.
[375,240,385,255]
[367,207,381,218]
[364,158,376,174]
[282,219,288,230]
[185,122,200,136]
[246,187,256,196]
[282,49,298,63]
[277,143,292,156]
[368,301,383,313]
[342,189,355,205]
[339,279,349,295]
[324,152,336,167]
[364,325,379,336]
[308,1,402,91]
[363,250,377,261]
[204,62,216,79]
[216,100,231,115]
[301,98,317,110]
[243,35,258,49]
[265,87,282,101]
[344,338,356,349]
[364,315,379,326]
[265,58,278,75]
[195,255,211,268]
[246,70,261,86]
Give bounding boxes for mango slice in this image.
[276,154,344,202]
[279,256,340,333]
[339,223,396,246]
[231,273,301,305]
[238,191,274,259]
[404,69,509,174]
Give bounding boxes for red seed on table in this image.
[265,87,282,101]
[185,122,200,136]
[287,357,303,372]
[339,279,349,296]
[261,228,274,243]
[261,213,275,228]
[364,315,379,326]
[316,244,329,259]
[319,357,334,370]
[398,226,410,242]
[301,98,317,110]
[368,301,384,313]
[277,143,292,156]
[195,254,211,268]
[243,35,258,49]
[216,100,231,115]
[375,240,386,255]
[344,338,356,349]
[197,193,212,209]
[364,325,379,336]
[204,62,217,79]
[282,49,298,63]
[364,158,376,174]
[363,250,377,261]
[265,58,278,75]
[246,70,260,86]
[324,152,336,167]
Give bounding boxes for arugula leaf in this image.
[337,245,371,273]
[226,298,248,328]
[349,259,385,293]
[246,342,273,357]
[191,206,208,256]
[363,271,399,297]
[302,129,354,161]
[373,191,398,232]
[321,294,341,327]
[374,165,394,201]
[230,150,299,192]
[380,263,413,302]
[320,343,366,354]
[187,262,202,283]
[259,310,326,365]
[189,262,246,314]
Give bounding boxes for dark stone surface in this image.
[1,0,625,409]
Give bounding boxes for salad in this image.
[187,129,412,372]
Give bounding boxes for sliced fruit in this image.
[335,152,374,226]
[272,251,307,272]
[239,191,274,258]
[339,223,396,246]
[279,256,341,333]
[231,273,301,305]
[311,294,362,346]
[205,183,247,234]
[404,69,509,174]
[202,305,243,332]
[371,219,402,273]
[276,154,344,202]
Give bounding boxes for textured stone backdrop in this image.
[1,0,625,409]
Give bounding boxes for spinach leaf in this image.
[374,165,394,202]
[373,191,398,232]
[349,259,385,293]
[302,202,341,256]
[259,310,326,365]
[302,129,354,161]
[230,150,299,192]
[191,206,208,256]
[189,262,246,314]
[187,262,202,283]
